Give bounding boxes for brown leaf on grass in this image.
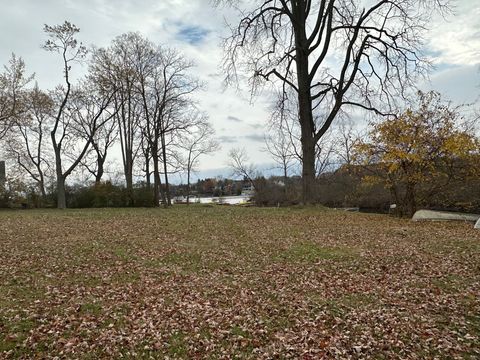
[0,207,478,358]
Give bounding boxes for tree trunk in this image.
[152,149,160,207]
[38,172,47,201]
[56,176,66,209]
[124,153,134,207]
[301,137,316,204]
[161,134,171,206]
[145,155,151,189]
[125,174,133,206]
[283,161,288,200]
[404,182,416,218]
[186,151,193,206]
[186,167,191,205]
[293,5,316,204]
[95,156,105,185]
[152,145,167,207]
[389,185,401,217]
[158,173,167,207]
[53,145,67,209]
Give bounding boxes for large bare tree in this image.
[220,0,448,203]
[43,21,116,208]
[3,85,54,199]
[43,21,90,208]
[91,33,201,207]
[90,33,144,206]
[139,46,201,206]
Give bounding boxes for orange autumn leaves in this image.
[354,91,479,215]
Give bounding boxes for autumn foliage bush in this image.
[353,91,480,217]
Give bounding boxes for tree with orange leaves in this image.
[354,91,479,217]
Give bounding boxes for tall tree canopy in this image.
[220,0,449,203]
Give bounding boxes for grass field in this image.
[0,206,479,359]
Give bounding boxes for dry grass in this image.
[0,206,479,358]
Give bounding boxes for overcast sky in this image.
[1,0,479,182]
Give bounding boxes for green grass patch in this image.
[111,271,141,284]
[0,316,36,353]
[167,331,188,357]
[78,302,103,316]
[161,251,203,272]
[278,242,357,263]
[431,274,473,293]
[230,325,250,338]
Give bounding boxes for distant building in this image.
[241,183,254,196]
[0,161,5,186]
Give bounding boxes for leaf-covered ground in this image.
[0,206,479,359]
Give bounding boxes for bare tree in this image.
[3,85,53,199]
[90,33,144,206]
[0,54,33,139]
[228,147,257,189]
[91,34,201,207]
[52,84,115,208]
[180,116,219,204]
[78,104,118,184]
[139,128,153,188]
[43,21,91,208]
[220,0,449,203]
[332,117,359,167]
[314,131,335,176]
[138,45,201,206]
[264,125,296,184]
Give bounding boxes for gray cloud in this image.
[227,115,243,122]
[218,135,238,144]
[427,0,480,66]
[243,134,265,142]
[249,123,264,129]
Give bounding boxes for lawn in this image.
[0,206,479,359]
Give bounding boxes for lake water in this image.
[173,195,251,205]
